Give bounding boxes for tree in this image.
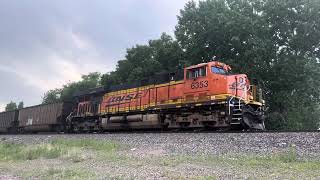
[42,72,101,104]
[5,101,17,111]
[18,101,24,109]
[59,72,101,102]
[42,89,62,104]
[100,71,121,88]
[175,0,320,130]
[101,33,185,86]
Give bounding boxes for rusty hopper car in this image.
[0,110,19,133]
[18,103,72,132]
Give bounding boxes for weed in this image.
[23,144,63,160]
[0,142,23,160]
[196,175,217,180]
[276,145,298,163]
[51,138,118,152]
[42,168,94,180]
[0,142,64,161]
[67,153,86,163]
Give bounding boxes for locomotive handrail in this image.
[228,96,234,115]
[238,84,248,110]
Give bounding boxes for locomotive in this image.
[70,61,265,132]
[0,61,265,133]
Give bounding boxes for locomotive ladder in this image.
[228,85,249,125]
[230,102,242,125]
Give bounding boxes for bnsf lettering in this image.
[124,94,134,100]
[107,92,143,103]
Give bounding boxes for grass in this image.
[0,142,63,161]
[51,138,118,152]
[149,148,320,178]
[196,176,217,180]
[1,139,319,179]
[161,152,320,170]
[0,138,121,179]
[52,138,121,162]
[45,168,94,179]
[154,145,318,168]
[24,168,96,180]
[0,138,119,162]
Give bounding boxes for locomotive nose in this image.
[227,74,249,99]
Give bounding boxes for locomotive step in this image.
[230,122,241,125]
[232,113,242,116]
[233,109,242,111]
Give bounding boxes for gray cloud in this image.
[0,0,191,111]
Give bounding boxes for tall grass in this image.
[0,142,64,161]
[0,138,119,162]
[276,145,298,163]
[44,168,94,179]
[51,138,118,152]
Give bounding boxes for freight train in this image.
[0,61,265,133]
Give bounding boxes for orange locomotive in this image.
[72,61,265,131]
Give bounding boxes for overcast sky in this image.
[0,0,192,111]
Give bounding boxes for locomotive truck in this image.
[0,60,265,133]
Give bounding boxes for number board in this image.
[191,80,209,89]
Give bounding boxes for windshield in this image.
[211,66,227,74]
[187,66,207,79]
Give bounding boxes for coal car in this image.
[17,102,72,133]
[0,110,19,133]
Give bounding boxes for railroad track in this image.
[2,129,318,135]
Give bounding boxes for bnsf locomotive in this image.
[0,61,265,133]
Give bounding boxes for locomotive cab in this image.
[183,61,262,103]
[183,61,265,130]
[184,61,240,101]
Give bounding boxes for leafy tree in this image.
[100,71,121,88]
[60,72,101,102]
[175,0,320,130]
[42,72,101,104]
[42,89,62,104]
[17,101,24,109]
[101,33,185,86]
[5,101,17,111]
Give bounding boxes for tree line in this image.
[12,0,320,130]
[4,101,24,111]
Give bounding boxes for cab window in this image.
[211,66,227,74]
[187,66,207,79]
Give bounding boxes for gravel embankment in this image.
[1,132,320,158]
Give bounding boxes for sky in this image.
[0,0,192,112]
